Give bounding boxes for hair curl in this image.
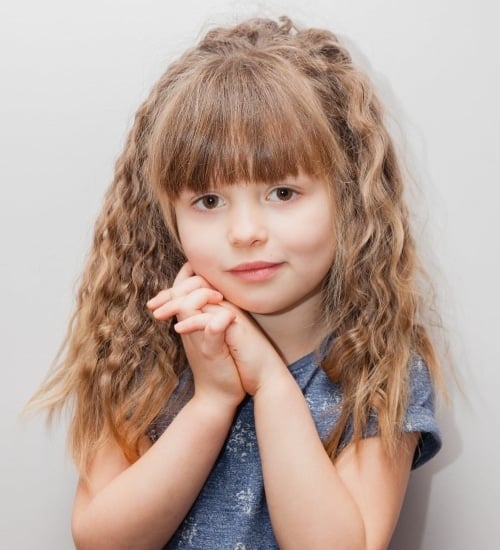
[29,16,442,473]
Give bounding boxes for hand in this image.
[225,304,290,395]
[147,263,246,409]
[175,300,289,396]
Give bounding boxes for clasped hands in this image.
[146,263,286,408]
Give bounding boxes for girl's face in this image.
[173,174,336,317]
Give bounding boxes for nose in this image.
[227,203,268,247]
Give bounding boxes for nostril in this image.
[228,224,268,247]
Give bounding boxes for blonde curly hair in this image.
[29,16,442,474]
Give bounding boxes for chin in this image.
[234,299,289,317]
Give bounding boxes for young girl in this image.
[31,16,442,549]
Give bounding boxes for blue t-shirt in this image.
[148,348,441,549]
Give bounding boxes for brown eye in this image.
[194,194,223,210]
[269,187,296,202]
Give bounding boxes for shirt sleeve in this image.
[338,353,442,469]
[404,353,442,469]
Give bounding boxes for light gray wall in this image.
[1,1,498,548]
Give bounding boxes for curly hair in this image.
[29,16,441,473]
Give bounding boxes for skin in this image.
[72,175,418,550]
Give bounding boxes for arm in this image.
[218,309,416,549]
[253,368,417,550]
[73,396,238,550]
[175,302,417,549]
[72,264,245,549]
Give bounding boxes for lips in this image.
[228,261,284,282]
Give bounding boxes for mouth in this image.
[228,261,284,282]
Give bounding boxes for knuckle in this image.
[200,341,216,358]
[155,289,170,301]
[191,275,208,288]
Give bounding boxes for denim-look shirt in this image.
[148,348,441,550]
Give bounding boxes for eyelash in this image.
[192,194,223,210]
[191,186,298,210]
[268,187,297,202]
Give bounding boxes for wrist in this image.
[252,365,295,399]
[189,392,242,425]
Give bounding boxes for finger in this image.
[147,280,199,310]
[173,307,235,334]
[205,307,237,333]
[147,273,216,310]
[147,263,195,309]
[174,262,218,291]
[202,308,237,357]
[152,288,223,320]
[174,313,213,334]
[216,299,246,316]
[146,288,172,310]
[175,308,236,360]
[173,262,195,285]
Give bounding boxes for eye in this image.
[193,194,224,210]
[268,187,297,202]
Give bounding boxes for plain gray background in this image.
[1,1,498,548]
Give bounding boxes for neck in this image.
[250,293,328,365]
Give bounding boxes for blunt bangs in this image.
[149,52,338,198]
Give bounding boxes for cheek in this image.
[177,229,217,274]
[289,207,335,257]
